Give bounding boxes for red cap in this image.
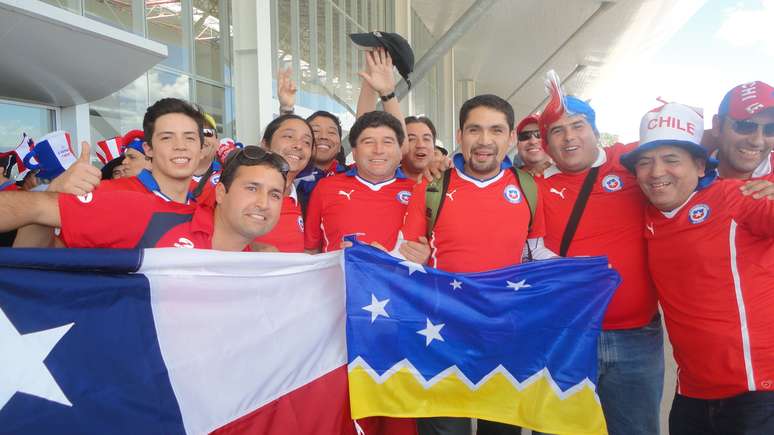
[122,129,145,145]
[718,81,774,120]
[516,114,540,134]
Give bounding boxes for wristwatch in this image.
[379,92,395,102]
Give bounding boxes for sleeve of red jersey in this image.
[58,191,154,248]
[527,182,547,238]
[727,181,774,237]
[303,183,324,251]
[400,179,428,241]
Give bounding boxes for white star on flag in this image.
[399,260,426,276]
[417,318,445,346]
[449,279,462,290]
[506,279,531,291]
[0,307,74,410]
[362,294,390,323]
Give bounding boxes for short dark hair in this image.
[405,115,437,142]
[307,111,343,138]
[459,94,515,131]
[219,146,289,191]
[349,111,405,148]
[101,155,125,180]
[143,98,205,148]
[261,114,315,149]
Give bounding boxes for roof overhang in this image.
[0,0,167,107]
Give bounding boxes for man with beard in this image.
[515,114,551,177]
[401,94,552,435]
[710,81,774,181]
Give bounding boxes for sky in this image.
[593,0,774,142]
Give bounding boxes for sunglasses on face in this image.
[517,130,540,141]
[233,145,290,176]
[203,128,216,138]
[730,119,774,137]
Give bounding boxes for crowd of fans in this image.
[0,29,772,435]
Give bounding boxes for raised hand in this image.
[277,66,297,110]
[47,141,101,195]
[358,48,396,97]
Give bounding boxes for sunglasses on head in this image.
[517,130,540,141]
[730,119,774,137]
[233,146,290,176]
[203,128,216,138]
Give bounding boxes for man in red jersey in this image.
[621,101,774,435]
[710,81,774,181]
[305,110,427,262]
[402,94,551,435]
[0,146,287,251]
[538,95,663,435]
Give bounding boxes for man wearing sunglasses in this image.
[515,114,552,177]
[0,146,287,251]
[191,112,222,188]
[710,81,774,181]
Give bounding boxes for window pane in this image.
[89,75,149,144]
[148,69,190,104]
[40,0,80,14]
[193,0,223,82]
[196,81,225,135]
[146,0,189,71]
[85,0,134,32]
[0,102,55,153]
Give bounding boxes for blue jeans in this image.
[596,314,664,435]
[669,392,774,435]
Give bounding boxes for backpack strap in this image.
[512,167,537,234]
[559,166,600,257]
[424,169,452,239]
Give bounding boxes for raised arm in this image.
[357,49,407,145]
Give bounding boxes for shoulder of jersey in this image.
[604,142,636,171]
[97,176,144,192]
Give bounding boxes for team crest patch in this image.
[397,190,412,205]
[210,173,221,185]
[601,174,623,192]
[77,192,93,203]
[503,184,522,204]
[173,237,195,249]
[688,204,710,224]
[297,215,305,232]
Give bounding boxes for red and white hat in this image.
[718,81,774,120]
[96,136,123,165]
[621,102,706,171]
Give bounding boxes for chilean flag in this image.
[0,248,413,434]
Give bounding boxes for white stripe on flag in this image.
[140,248,347,435]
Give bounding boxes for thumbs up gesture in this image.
[47,141,103,195]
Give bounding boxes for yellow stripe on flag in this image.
[349,365,607,435]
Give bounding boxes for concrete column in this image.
[60,103,91,159]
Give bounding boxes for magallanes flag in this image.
[345,241,620,435]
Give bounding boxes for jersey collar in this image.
[137,169,195,204]
[543,146,606,179]
[346,166,406,191]
[288,183,299,204]
[452,153,511,188]
[659,191,698,219]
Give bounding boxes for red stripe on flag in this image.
[211,365,416,435]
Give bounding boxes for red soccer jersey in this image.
[645,180,774,399]
[539,143,658,330]
[58,190,232,250]
[97,176,151,194]
[253,186,304,253]
[401,165,545,273]
[304,171,416,252]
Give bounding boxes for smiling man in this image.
[515,114,551,177]
[711,81,774,181]
[304,110,425,257]
[0,146,287,251]
[621,102,774,435]
[538,95,663,435]
[402,115,437,180]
